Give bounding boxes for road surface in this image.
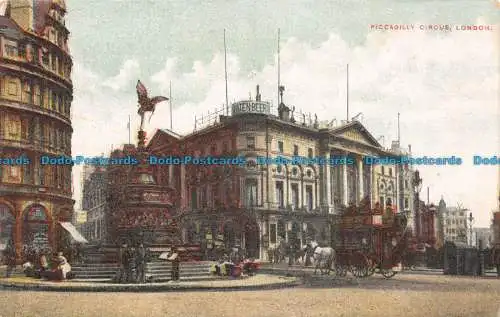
[0,273,498,317]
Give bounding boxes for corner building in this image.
[148,89,414,260]
[0,0,73,262]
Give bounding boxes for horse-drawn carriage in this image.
[305,202,409,278]
[334,202,409,278]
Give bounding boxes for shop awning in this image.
[60,222,88,244]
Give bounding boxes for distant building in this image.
[471,227,492,248]
[81,165,107,243]
[439,198,468,244]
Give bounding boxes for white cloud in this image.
[102,59,140,91]
[72,27,499,226]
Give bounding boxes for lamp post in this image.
[468,212,474,246]
[412,170,423,242]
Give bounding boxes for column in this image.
[395,165,400,212]
[358,156,364,202]
[343,152,348,205]
[325,154,332,211]
[180,165,186,208]
[168,165,173,186]
[370,164,374,208]
[15,205,22,263]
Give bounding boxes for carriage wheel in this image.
[335,264,348,277]
[350,264,368,278]
[381,269,397,278]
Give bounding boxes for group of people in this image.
[23,251,73,281]
[115,243,148,283]
[210,248,259,278]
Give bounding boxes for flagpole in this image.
[224,29,229,116]
[397,112,400,144]
[128,115,131,144]
[169,81,173,130]
[277,28,281,105]
[346,64,349,122]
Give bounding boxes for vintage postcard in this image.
[0,0,498,316]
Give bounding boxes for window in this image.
[34,85,41,106]
[306,185,313,211]
[275,181,284,208]
[51,55,57,71]
[404,198,409,209]
[222,142,228,153]
[269,224,277,244]
[389,168,393,176]
[246,136,255,149]
[38,165,45,186]
[293,145,299,156]
[5,44,18,57]
[277,141,284,153]
[42,50,49,66]
[381,166,385,175]
[404,180,409,189]
[51,92,57,110]
[245,179,258,207]
[380,196,384,209]
[23,81,32,103]
[291,183,299,209]
[8,81,18,96]
[308,148,313,158]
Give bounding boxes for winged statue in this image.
[136,80,169,131]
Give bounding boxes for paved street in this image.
[0,273,499,317]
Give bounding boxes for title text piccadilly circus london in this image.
[370,24,494,31]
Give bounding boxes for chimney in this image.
[256,85,261,101]
[427,186,430,205]
[408,144,412,154]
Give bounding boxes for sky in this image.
[65,0,499,227]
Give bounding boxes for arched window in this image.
[23,205,50,254]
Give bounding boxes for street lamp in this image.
[413,170,423,241]
[468,212,474,246]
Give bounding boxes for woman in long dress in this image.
[56,252,71,279]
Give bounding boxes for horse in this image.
[304,241,336,275]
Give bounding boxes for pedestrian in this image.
[168,246,180,281]
[135,243,146,283]
[4,240,16,278]
[116,243,128,283]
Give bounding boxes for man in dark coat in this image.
[3,240,16,278]
[168,246,180,281]
[135,243,146,283]
[116,243,128,283]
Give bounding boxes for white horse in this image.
[304,241,335,275]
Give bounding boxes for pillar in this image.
[343,153,348,205]
[325,152,332,210]
[180,165,186,208]
[370,164,374,208]
[168,165,173,186]
[15,205,22,263]
[358,156,364,202]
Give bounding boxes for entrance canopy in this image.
[60,222,88,243]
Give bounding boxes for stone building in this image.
[148,86,414,260]
[81,165,107,243]
[439,198,468,244]
[0,0,74,261]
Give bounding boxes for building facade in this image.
[0,0,74,261]
[148,87,414,260]
[439,198,468,244]
[471,227,492,248]
[81,165,107,243]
